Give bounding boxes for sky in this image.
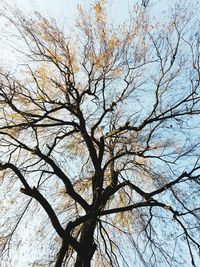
[0,0,180,69]
[1,0,199,266]
[0,0,134,69]
[3,0,132,22]
[0,2,132,265]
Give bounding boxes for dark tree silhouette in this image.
[0,1,200,266]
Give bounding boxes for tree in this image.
[0,1,200,266]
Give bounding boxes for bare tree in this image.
[0,1,200,266]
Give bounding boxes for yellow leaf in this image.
[164,205,171,210]
[94,3,102,14]
[108,37,119,49]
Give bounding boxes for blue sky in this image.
[0,0,134,68]
[5,0,133,22]
[2,0,199,26]
[1,0,199,266]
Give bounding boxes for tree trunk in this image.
[55,240,69,267]
[75,254,93,267]
[75,219,97,267]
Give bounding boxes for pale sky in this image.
[0,1,132,265]
[1,0,199,266]
[3,0,132,21]
[0,0,133,68]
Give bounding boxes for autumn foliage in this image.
[0,1,200,266]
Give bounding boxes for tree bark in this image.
[75,219,97,267]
